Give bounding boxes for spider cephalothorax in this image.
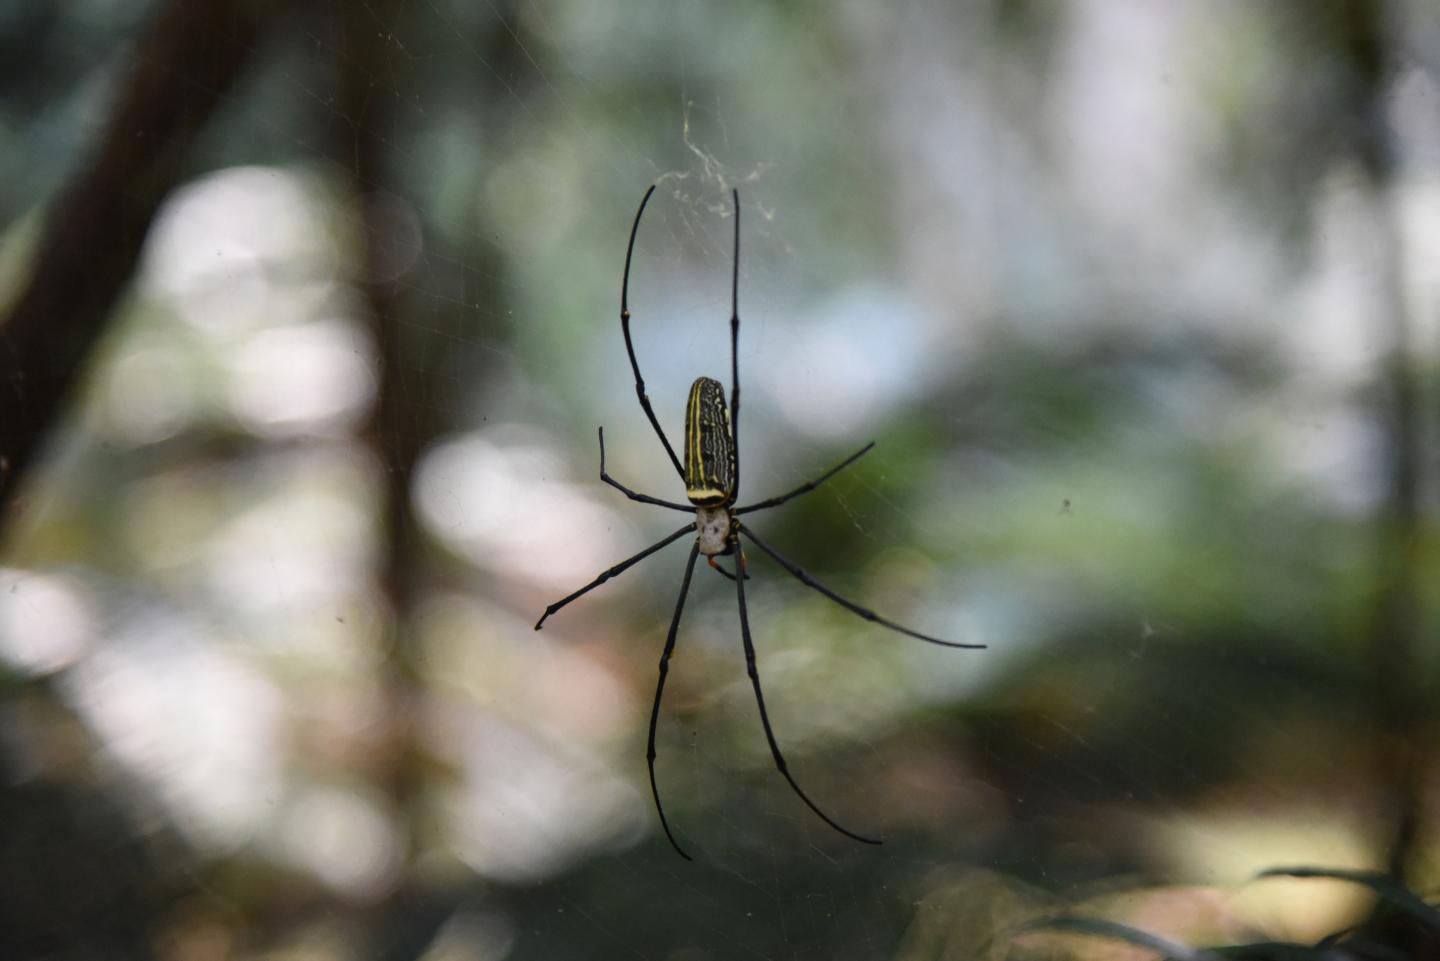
[533,185,984,860]
[693,502,733,557]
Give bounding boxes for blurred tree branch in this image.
[1342,1,1426,887]
[338,0,429,885]
[1327,4,1435,953]
[0,0,298,525]
[338,0,528,949]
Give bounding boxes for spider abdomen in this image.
[684,376,735,507]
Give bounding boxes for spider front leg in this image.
[620,184,686,482]
[732,530,882,847]
[727,188,742,499]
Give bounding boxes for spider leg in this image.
[736,523,985,650]
[733,530,882,846]
[534,522,696,630]
[707,555,750,582]
[728,188,742,500]
[597,427,692,512]
[621,185,686,482]
[734,442,876,515]
[647,544,701,861]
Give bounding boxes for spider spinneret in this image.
[534,184,984,861]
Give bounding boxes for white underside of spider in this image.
[694,506,731,556]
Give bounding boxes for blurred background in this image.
[1,1,1437,958]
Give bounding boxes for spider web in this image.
[1,1,1437,959]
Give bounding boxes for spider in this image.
[534,185,983,860]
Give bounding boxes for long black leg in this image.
[735,442,876,515]
[621,185,686,482]
[733,530,882,846]
[728,188,742,500]
[597,428,692,512]
[534,522,695,630]
[736,523,985,650]
[647,544,701,860]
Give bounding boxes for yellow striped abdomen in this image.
[683,376,735,506]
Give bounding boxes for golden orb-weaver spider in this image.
[535,185,983,860]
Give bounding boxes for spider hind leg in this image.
[732,530,882,847]
[648,544,701,861]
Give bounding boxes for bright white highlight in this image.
[0,570,92,676]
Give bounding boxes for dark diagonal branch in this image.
[0,0,295,522]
